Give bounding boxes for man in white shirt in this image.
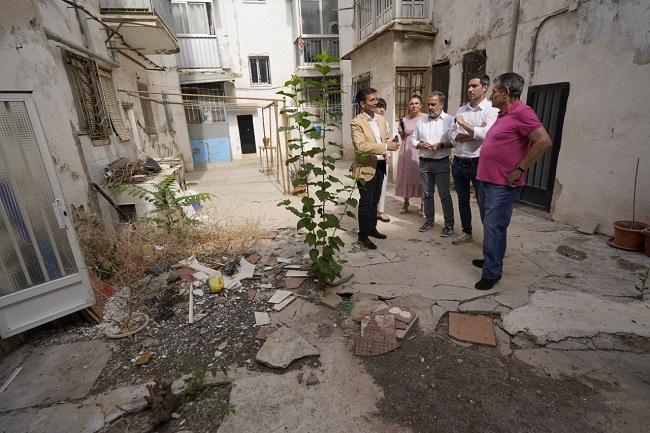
[411,92,455,236]
[448,75,499,245]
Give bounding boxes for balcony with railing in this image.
[99,0,179,54]
[355,0,431,42]
[297,36,340,67]
[176,36,221,69]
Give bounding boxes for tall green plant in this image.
[114,175,212,233]
[278,53,357,285]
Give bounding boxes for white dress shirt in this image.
[411,112,453,159]
[363,112,384,160]
[448,98,499,158]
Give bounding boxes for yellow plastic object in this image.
[208,274,224,293]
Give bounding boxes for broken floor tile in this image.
[285,277,306,289]
[254,312,271,326]
[236,257,256,280]
[247,288,256,301]
[459,298,499,313]
[94,383,151,423]
[387,306,414,324]
[355,315,400,356]
[264,256,278,267]
[255,327,320,369]
[276,257,292,264]
[396,315,419,341]
[286,270,309,278]
[272,295,296,311]
[283,264,303,270]
[255,325,273,340]
[268,289,292,304]
[0,402,104,433]
[246,255,261,264]
[448,313,497,347]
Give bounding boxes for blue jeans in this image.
[478,183,522,280]
[452,158,481,234]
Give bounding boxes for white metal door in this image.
[0,94,93,338]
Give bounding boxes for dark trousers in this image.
[478,183,522,279]
[452,157,481,234]
[357,160,385,236]
[419,157,454,227]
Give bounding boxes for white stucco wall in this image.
[339,0,650,232]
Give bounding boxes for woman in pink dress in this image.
[395,95,426,215]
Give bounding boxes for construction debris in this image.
[254,312,271,326]
[255,327,320,369]
[272,296,296,311]
[355,314,400,356]
[268,290,292,304]
[285,277,306,289]
[448,313,497,346]
[286,270,309,278]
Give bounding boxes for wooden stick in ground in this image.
[633,157,639,222]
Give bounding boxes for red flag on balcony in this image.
[298,38,305,49]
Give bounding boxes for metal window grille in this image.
[395,68,428,118]
[137,82,157,135]
[351,72,371,116]
[302,38,339,64]
[460,51,486,105]
[67,53,111,140]
[180,84,227,124]
[249,57,271,85]
[98,70,131,142]
[400,0,426,17]
[304,76,342,120]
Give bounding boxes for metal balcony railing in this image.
[99,0,175,34]
[355,0,429,42]
[176,36,221,69]
[298,37,340,65]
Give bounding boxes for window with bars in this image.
[180,82,226,124]
[461,51,486,105]
[66,52,130,142]
[172,1,215,35]
[351,72,371,116]
[395,68,428,118]
[249,56,271,85]
[304,76,342,120]
[431,61,450,112]
[137,82,157,135]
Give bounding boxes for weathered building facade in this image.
[341,0,650,233]
[0,0,192,336]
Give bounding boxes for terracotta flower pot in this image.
[643,228,650,257]
[292,184,306,195]
[612,220,648,251]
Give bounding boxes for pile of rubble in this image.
[354,306,418,356]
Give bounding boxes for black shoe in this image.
[367,230,387,239]
[472,259,485,269]
[358,236,377,250]
[418,222,434,232]
[475,277,499,291]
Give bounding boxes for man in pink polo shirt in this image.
[473,72,552,290]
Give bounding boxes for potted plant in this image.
[612,158,648,250]
[643,227,650,257]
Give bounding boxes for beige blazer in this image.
[350,112,390,181]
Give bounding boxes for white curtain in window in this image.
[187,3,210,34]
[172,3,190,34]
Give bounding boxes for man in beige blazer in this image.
[351,87,400,249]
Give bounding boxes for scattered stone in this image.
[95,383,151,423]
[377,294,396,301]
[166,270,180,283]
[236,257,256,280]
[254,312,271,326]
[0,402,104,433]
[264,256,278,267]
[387,306,413,323]
[396,315,419,341]
[459,297,499,313]
[247,288,256,301]
[276,257,292,264]
[556,245,587,261]
[135,352,153,366]
[320,291,341,308]
[284,264,303,270]
[448,313,497,346]
[268,290,292,304]
[220,258,239,276]
[217,341,228,351]
[171,371,232,396]
[272,296,296,311]
[192,271,209,283]
[255,327,320,369]
[328,272,355,286]
[305,372,319,386]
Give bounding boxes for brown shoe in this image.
[377,213,391,222]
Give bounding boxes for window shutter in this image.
[98,70,131,141]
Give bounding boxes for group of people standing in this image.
[350,72,552,291]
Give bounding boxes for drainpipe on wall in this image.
[123,102,145,157]
[529,5,573,81]
[506,0,520,72]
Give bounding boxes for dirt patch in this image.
[556,244,587,261]
[610,255,647,272]
[362,332,612,433]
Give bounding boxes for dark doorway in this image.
[431,61,450,112]
[237,115,257,154]
[460,51,486,105]
[519,82,570,211]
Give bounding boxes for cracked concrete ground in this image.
[1,159,648,432]
[190,159,650,433]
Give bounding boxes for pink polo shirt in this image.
[477,100,543,186]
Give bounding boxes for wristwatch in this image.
[515,163,525,172]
